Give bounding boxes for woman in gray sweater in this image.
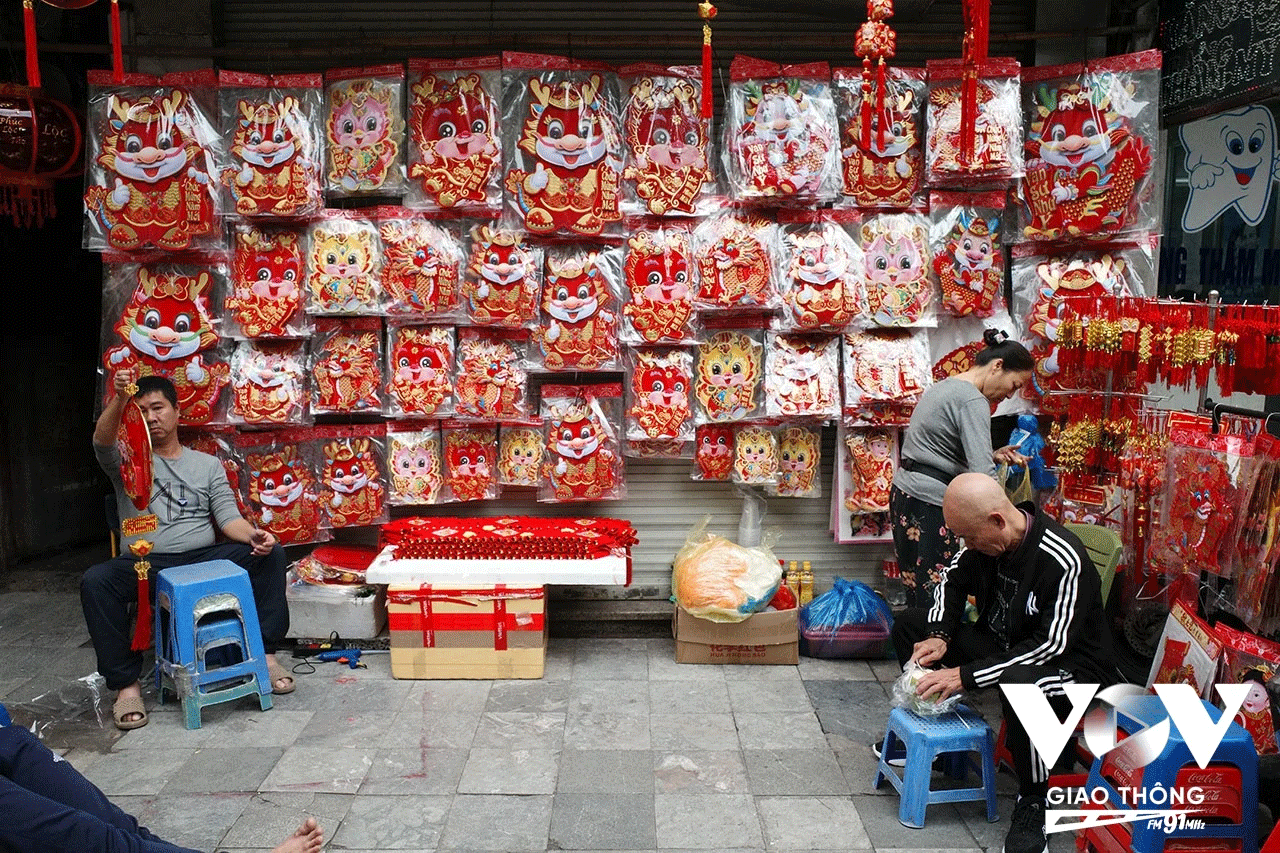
[891,329,1035,606]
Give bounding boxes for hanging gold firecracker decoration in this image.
[855,0,897,153]
[128,538,154,650]
[698,1,717,119]
[0,0,83,227]
[959,0,990,166]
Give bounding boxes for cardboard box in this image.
[672,604,799,665]
[387,584,546,679]
[285,575,387,640]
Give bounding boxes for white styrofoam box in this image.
[285,578,387,640]
[365,545,629,586]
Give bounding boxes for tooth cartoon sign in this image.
[1180,105,1280,233]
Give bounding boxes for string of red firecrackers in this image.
[855,0,897,153]
[380,516,638,561]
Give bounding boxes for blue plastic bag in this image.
[798,578,893,658]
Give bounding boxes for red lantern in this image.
[0,84,82,227]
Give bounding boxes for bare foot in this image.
[270,817,322,853]
[267,655,296,694]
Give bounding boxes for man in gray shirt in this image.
[85,369,293,730]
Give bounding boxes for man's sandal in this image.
[267,659,295,695]
[112,695,149,731]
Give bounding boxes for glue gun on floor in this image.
[316,648,364,668]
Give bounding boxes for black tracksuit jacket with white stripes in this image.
[926,503,1117,691]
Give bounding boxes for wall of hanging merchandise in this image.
[81,15,1173,600]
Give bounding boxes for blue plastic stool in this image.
[153,560,273,729]
[874,705,1000,828]
[1084,695,1258,853]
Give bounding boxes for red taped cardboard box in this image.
[673,604,799,665]
[387,584,547,679]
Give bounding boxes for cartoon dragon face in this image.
[695,424,734,479]
[779,426,819,489]
[629,350,692,438]
[391,327,450,383]
[789,231,848,286]
[625,230,692,302]
[857,86,917,159]
[445,430,494,499]
[233,98,300,170]
[734,425,777,481]
[747,85,805,145]
[116,269,218,363]
[469,225,535,288]
[499,427,543,483]
[696,331,761,417]
[520,75,611,171]
[311,227,377,280]
[328,81,395,152]
[625,78,705,170]
[1033,89,1123,170]
[412,74,495,161]
[322,438,376,496]
[950,217,996,275]
[234,229,301,300]
[390,437,441,500]
[552,402,605,461]
[544,252,610,324]
[101,91,197,184]
[247,446,310,509]
[705,220,767,278]
[863,226,926,288]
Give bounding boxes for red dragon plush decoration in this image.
[104,265,228,426]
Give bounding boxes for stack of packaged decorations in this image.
[81,30,1162,546]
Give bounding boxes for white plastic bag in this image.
[672,516,781,622]
[891,660,963,716]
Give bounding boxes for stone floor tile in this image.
[78,747,195,796]
[797,657,878,680]
[834,747,899,796]
[654,793,765,849]
[383,708,483,749]
[543,646,575,681]
[438,794,554,852]
[559,748,655,793]
[570,679,652,715]
[742,748,850,796]
[872,660,904,682]
[291,676,413,713]
[564,711,651,750]
[726,679,815,713]
[359,747,468,796]
[719,665,805,683]
[112,707,218,750]
[649,712,739,751]
[734,711,829,750]
[258,745,373,794]
[197,708,313,748]
[163,746,283,794]
[458,747,560,794]
[652,750,750,795]
[406,680,493,713]
[574,643,653,681]
[330,793,451,850]
[296,709,398,745]
[471,710,566,749]
[111,792,252,851]
[849,793,981,850]
[756,795,873,850]
[220,792,353,848]
[649,679,732,714]
[648,652,726,682]
[486,679,570,713]
[550,792,658,850]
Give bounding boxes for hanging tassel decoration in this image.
[22,0,40,88]
[698,2,716,120]
[110,0,124,83]
[959,0,990,168]
[128,539,154,651]
[855,1,895,153]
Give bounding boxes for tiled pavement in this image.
[0,590,1076,852]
